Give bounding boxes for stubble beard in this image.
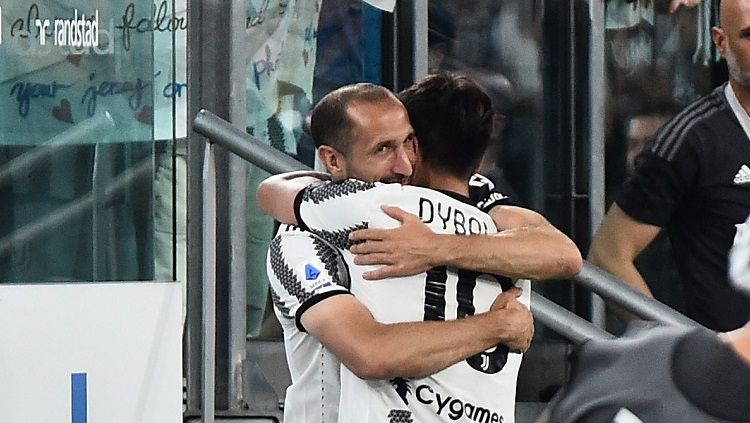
[726,45,750,91]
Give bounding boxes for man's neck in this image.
[424,172,469,197]
[730,79,750,117]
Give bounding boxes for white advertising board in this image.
[0,281,182,423]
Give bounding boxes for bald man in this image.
[589,0,750,331]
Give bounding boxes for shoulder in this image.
[268,229,347,287]
[299,178,380,204]
[649,87,730,162]
[267,229,352,326]
[469,173,513,212]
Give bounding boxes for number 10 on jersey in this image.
[424,266,510,374]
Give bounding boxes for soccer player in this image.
[260,80,533,423]
[260,74,580,422]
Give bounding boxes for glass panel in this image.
[427,1,545,210]
[426,1,581,341]
[245,0,381,337]
[152,0,188,286]
[0,1,182,282]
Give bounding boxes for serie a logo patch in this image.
[304,263,320,280]
[299,262,333,290]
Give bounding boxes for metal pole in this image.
[201,144,217,423]
[412,0,428,80]
[227,0,248,409]
[192,110,308,174]
[531,292,615,343]
[576,262,701,328]
[588,0,607,328]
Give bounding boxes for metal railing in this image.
[192,109,617,345]
[575,262,700,328]
[193,110,308,175]
[531,292,614,342]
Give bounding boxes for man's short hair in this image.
[310,83,397,153]
[399,72,495,179]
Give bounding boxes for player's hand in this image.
[349,205,437,280]
[490,288,534,353]
[489,287,523,308]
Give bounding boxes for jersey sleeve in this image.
[616,132,700,227]
[293,178,405,249]
[469,173,513,213]
[267,227,351,332]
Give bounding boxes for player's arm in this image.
[256,171,329,225]
[349,205,582,280]
[270,232,532,379]
[587,203,661,297]
[302,288,532,379]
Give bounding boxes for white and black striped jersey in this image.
[294,179,530,423]
[617,83,750,331]
[267,224,351,423]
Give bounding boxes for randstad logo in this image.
[6,6,115,56]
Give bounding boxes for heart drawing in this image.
[52,99,74,123]
[135,105,153,125]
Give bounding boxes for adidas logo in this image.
[734,165,750,185]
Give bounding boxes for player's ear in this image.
[712,26,727,57]
[318,145,346,179]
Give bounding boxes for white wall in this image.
[0,282,182,423]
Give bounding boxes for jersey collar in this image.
[435,189,474,206]
[724,82,750,144]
